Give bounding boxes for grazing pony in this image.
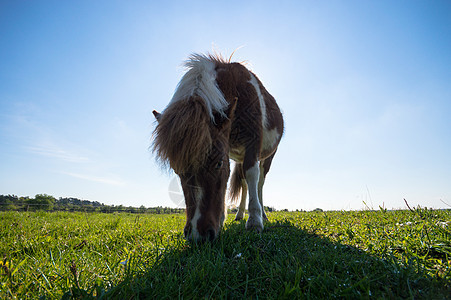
[152,53,283,241]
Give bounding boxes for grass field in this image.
[0,208,450,299]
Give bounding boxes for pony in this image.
[152,53,284,241]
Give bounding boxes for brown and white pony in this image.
[152,53,283,241]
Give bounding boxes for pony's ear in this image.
[153,110,161,122]
[214,97,238,129]
[227,97,238,119]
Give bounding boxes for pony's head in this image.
[152,96,236,241]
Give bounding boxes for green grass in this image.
[0,209,450,299]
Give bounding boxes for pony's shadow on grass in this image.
[103,219,446,299]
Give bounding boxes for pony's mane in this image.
[170,53,229,120]
[152,96,213,173]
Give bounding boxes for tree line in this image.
[0,194,184,214]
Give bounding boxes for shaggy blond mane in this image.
[170,53,230,121]
[152,96,213,174]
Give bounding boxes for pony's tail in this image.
[230,163,244,203]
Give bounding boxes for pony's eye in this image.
[215,160,223,169]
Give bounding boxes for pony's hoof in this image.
[235,212,244,221]
[246,217,264,233]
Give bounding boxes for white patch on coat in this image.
[248,72,268,128]
[262,127,281,154]
[170,54,228,120]
[190,186,203,240]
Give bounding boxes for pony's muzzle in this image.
[206,228,216,241]
[184,224,218,242]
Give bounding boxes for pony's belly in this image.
[229,147,245,162]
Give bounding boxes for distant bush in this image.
[0,194,184,214]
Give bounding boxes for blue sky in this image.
[1,1,450,210]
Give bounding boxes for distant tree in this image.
[32,194,56,211]
[313,208,323,212]
[264,206,276,212]
[0,195,18,210]
[0,194,187,214]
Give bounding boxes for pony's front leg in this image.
[244,161,264,232]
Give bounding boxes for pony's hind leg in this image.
[230,163,247,221]
[235,179,247,220]
[258,163,267,221]
[258,151,276,221]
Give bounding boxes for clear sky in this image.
[1,1,450,211]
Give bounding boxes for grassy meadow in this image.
[0,208,450,299]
